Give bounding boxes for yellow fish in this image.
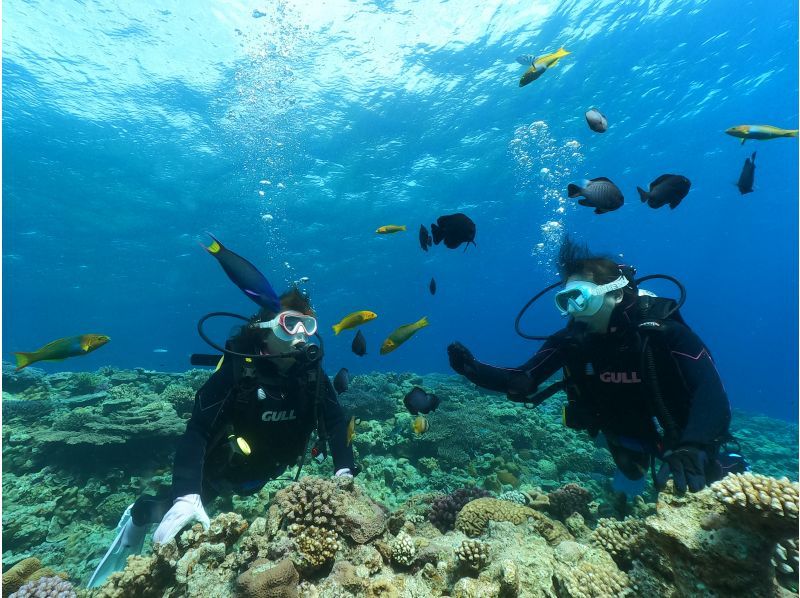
[380,316,429,355]
[332,310,377,335]
[346,416,360,446]
[14,334,110,370]
[725,124,798,145]
[519,47,570,87]
[412,415,429,435]
[376,225,407,234]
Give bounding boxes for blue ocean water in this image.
[3,0,797,421]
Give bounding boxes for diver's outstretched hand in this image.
[655,446,710,493]
[448,342,476,376]
[153,494,210,544]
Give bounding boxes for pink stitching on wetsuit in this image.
[671,348,710,361]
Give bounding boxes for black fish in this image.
[430,213,476,250]
[585,108,608,133]
[637,174,691,209]
[333,368,349,394]
[351,330,367,356]
[419,225,432,252]
[403,386,440,415]
[429,277,436,295]
[567,177,624,214]
[737,152,756,195]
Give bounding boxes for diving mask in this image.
[254,310,318,341]
[554,275,629,317]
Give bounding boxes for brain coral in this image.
[455,498,535,537]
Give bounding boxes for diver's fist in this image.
[448,342,476,375]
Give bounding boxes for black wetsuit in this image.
[461,302,731,480]
[131,355,355,526]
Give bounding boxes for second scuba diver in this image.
[88,287,356,588]
[448,237,747,496]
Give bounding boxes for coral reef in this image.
[8,576,76,598]
[547,483,592,521]
[455,539,490,571]
[1,368,798,596]
[428,486,491,532]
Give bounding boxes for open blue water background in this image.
[4,0,798,421]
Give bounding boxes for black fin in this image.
[567,184,582,198]
[636,186,649,202]
[589,176,614,183]
[650,174,675,188]
[430,223,442,245]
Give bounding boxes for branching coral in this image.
[8,575,76,598]
[291,524,341,568]
[390,532,416,567]
[591,517,646,569]
[547,483,592,521]
[455,539,490,571]
[711,472,799,532]
[272,477,345,533]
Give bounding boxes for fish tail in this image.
[14,352,35,370]
[786,130,798,138]
[417,316,429,328]
[567,184,582,198]
[201,232,223,254]
[636,187,649,203]
[332,323,342,335]
[400,225,407,231]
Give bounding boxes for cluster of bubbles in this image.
[222,2,312,285]
[508,120,585,271]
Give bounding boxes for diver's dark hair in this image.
[557,236,636,297]
[231,286,315,348]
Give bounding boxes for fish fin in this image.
[740,138,746,145]
[214,355,225,372]
[650,174,676,187]
[589,176,614,183]
[332,324,342,335]
[751,151,756,162]
[201,232,223,254]
[567,184,583,198]
[577,199,594,207]
[14,352,34,370]
[787,130,798,137]
[430,223,443,245]
[594,208,609,214]
[669,197,683,209]
[636,187,649,202]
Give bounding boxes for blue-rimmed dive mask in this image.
[554,275,629,317]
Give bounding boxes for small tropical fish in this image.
[380,316,429,355]
[332,311,377,335]
[403,386,440,415]
[346,415,357,446]
[376,225,406,234]
[352,330,367,356]
[412,415,429,435]
[14,334,110,370]
[201,233,280,312]
[737,152,756,195]
[153,348,169,353]
[333,368,349,394]
[567,177,624,214]
[585,108,608,133]
[637,174,691,210]
[725,124,798,145]
[519,47,570,87]
[419,225,432,252]
[431,213,476,250]
[429,277,436,295]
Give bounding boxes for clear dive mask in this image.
[554,275,629,317]
[253,310,318,341]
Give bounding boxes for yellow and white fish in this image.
[725,124,798,144]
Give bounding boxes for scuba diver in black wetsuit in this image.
[448,237,747,497]
[88,288,356,588]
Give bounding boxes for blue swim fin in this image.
[87,504,148,588]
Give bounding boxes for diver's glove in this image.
[655,446,710,493]
[447,342,477,376]
[152,494,210,544]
